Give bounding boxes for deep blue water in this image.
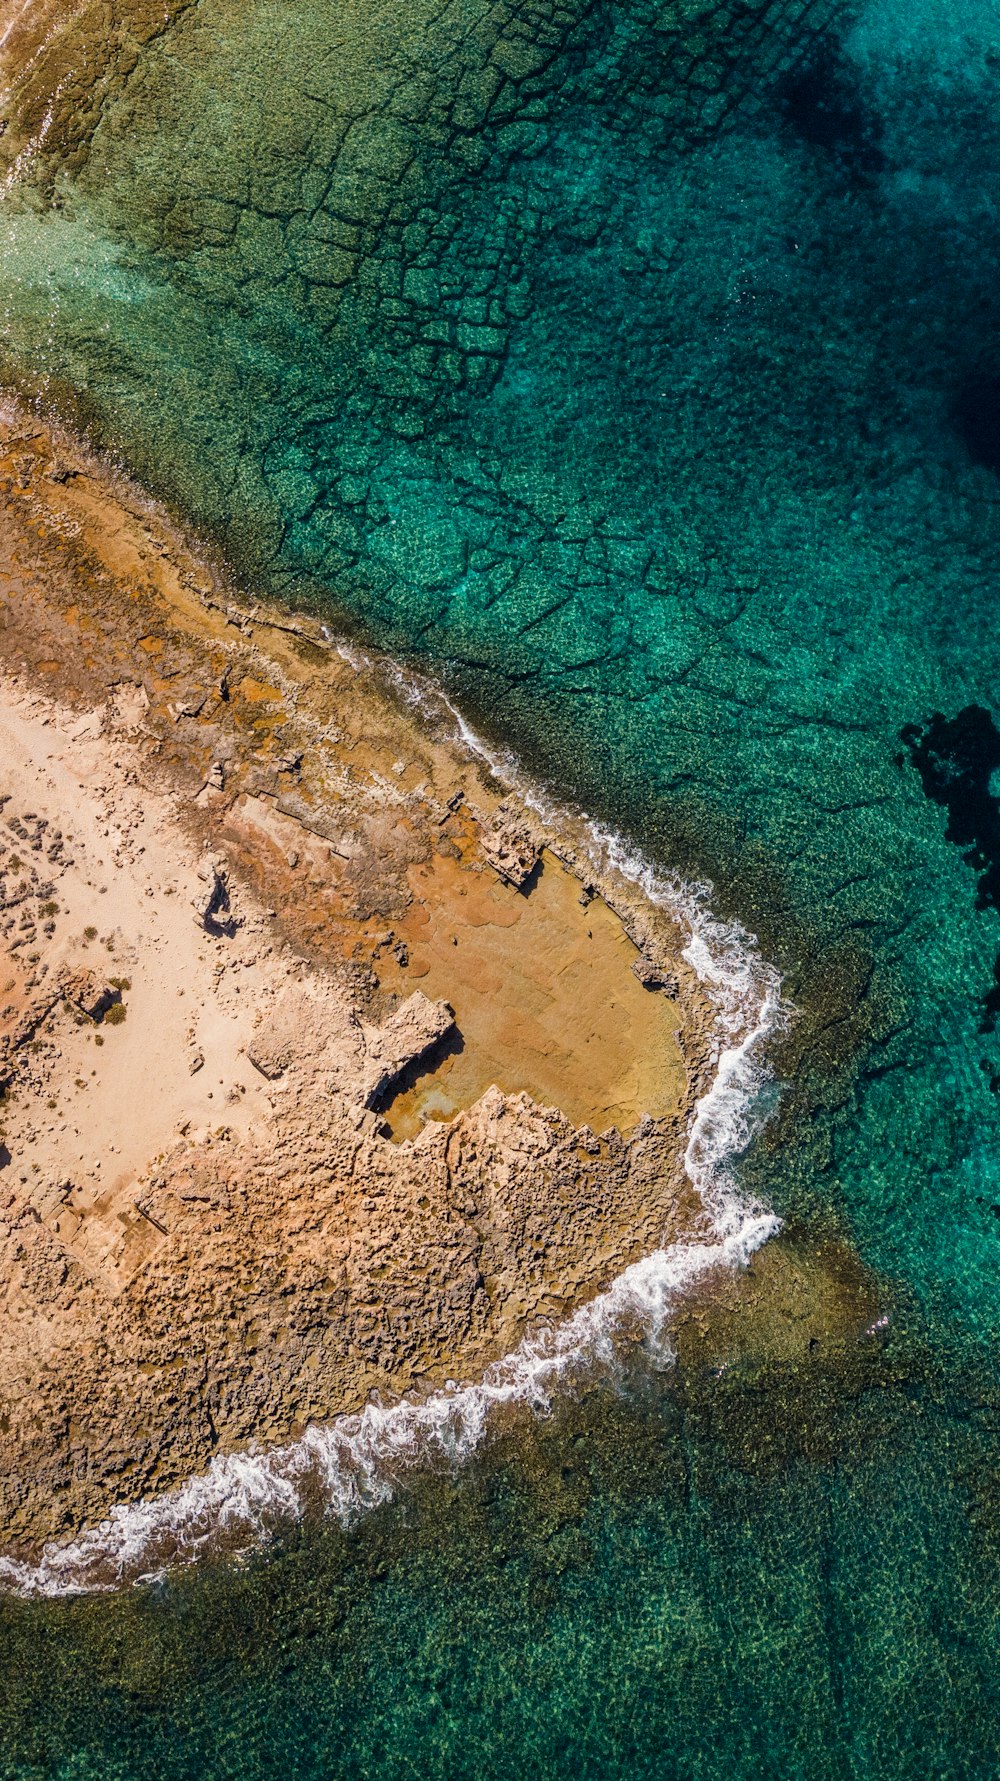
[4,0,1000,1771]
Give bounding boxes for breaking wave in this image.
[0,640,786,1597]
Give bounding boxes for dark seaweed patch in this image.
[901,705,1000,1027]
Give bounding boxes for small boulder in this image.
[192,857,237,936]
[479,801,540,888]
[631,956,679,996]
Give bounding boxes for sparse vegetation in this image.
[103,1002,127,1025]
[83,925,97,941]
[39,901,58,917]
[109,976,131,992]
[93,1034,104,1047]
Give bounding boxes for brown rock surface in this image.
[0,404,720,1552]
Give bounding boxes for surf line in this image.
[0,640,787,1597]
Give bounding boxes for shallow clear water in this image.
[3,1374,1000,1778]
[4,0,1000,1770]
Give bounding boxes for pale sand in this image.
[0,679,289,1288]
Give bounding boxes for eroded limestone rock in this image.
[359,990,456,1107]
[479,800,541,889]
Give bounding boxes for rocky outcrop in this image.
[0,405,720,1553]
[0,1071,698,1549]
[479,800,541,889]
[359,991,456,1107]
[191,856,237,936]
[632,956,681,995]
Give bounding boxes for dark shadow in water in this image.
[901,705,1000,1028]
[778,37,886,183]
[954,370,1000,474]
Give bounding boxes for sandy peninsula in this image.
[0,397,888,1573]
[0,402,738,1552]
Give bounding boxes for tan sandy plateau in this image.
[0,407,881,1554]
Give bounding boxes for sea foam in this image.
[0,641,786,1597]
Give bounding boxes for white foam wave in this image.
[0,638,786,1597]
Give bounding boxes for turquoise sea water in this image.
[5,0,1000,1770]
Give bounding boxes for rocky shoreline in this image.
[0,404,727,1553]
